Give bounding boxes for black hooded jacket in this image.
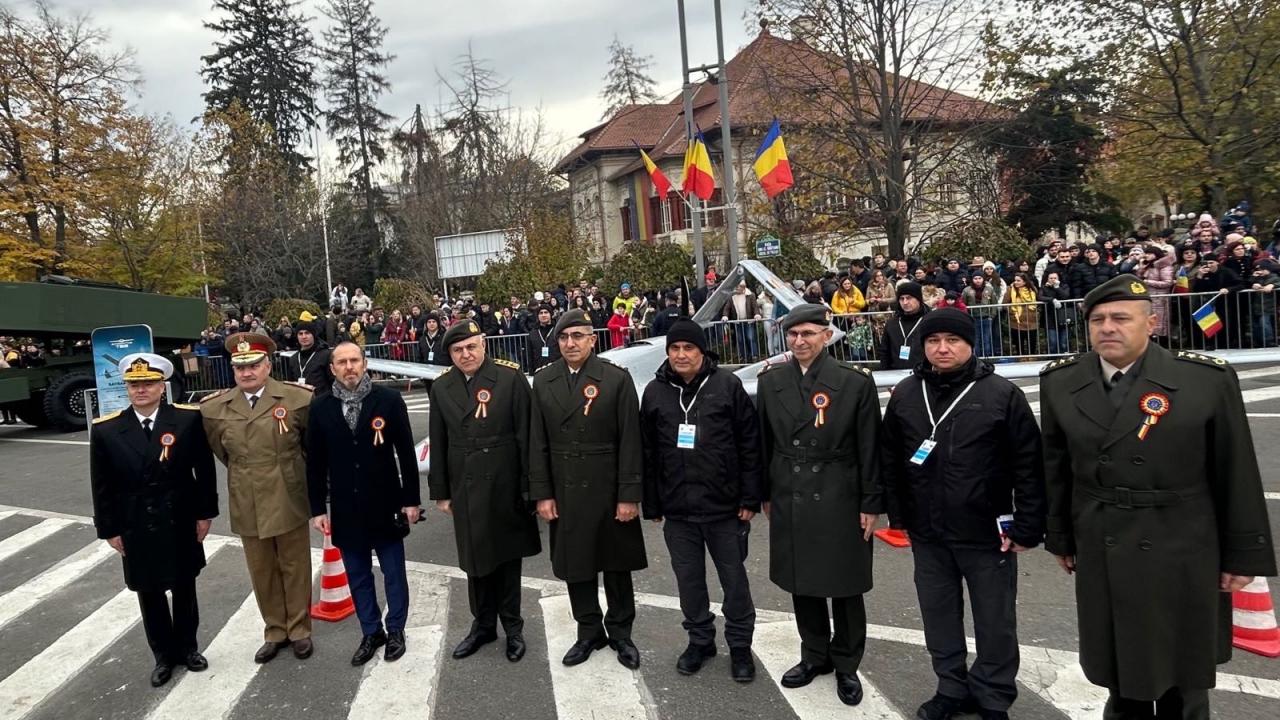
[879,306,929,370]
[880,356,1046,549]
[294,339,333,396]
[640,355,764,521]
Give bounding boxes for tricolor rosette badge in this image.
[371,416,386,446]
[272,406,289,434]
[811,391,831,428]
[582,383,599,416]
[159,432,176,461]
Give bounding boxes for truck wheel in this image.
[15,396,52,428]
[42,372,98,431]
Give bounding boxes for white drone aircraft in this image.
[368,260,1051,473]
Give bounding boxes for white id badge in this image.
[427,351,435,362]
[909,438,937,465]
[541,346,550,358]
[898,345,911,361]
[677,423,697,449]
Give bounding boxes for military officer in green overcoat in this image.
[429,320,541,663]
[529,309,647,670]
[756,303,883,707]
[1040,274,1276,719]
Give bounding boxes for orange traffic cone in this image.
[1232,577,1280,658]
[310,529,355,622]
[874,528,911,548]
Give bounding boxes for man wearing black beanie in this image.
[880,280,929,370]
[879,307,1046,720]
[640,319,763,682]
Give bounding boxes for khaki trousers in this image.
[241,523,313,642]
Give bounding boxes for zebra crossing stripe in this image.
[0,541,116,631]
[0,511,14,522]
[753,620,905,719]
[145,543,316,720]
[347,572,450,720]
[0,518,73,564]
[539,593,653,720]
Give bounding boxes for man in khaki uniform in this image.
[201,332,316,663]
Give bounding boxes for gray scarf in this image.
[331,373,373,432]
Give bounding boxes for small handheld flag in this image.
[1192,299,1223,338]
[752,119,794,198]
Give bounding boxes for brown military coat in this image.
[201,377,312,538]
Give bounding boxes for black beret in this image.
[552,308,592,337]
[1083,274,1152,316]
[917,308,974,347]
[442,318,483,348]
[780,303,832,332]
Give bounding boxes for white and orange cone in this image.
[1232,576,1280,658]
[310,529,355,622]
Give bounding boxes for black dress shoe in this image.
[729,647,756,683]
[150,662,173,688]
[675,643,716,675]
[183,651,209,672]
[505,634,526,662]
[780,659,834,688]
[611,638,641,670]
[254,641,286,664]
[836,671,863,706]
[292,637,313,659]
[916,693,975,720]
[351,630,388,667]
[452,629,498,659]
[385,631,406,662]
[561,636,608,666]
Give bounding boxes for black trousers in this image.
[911,540,1019,711]
[1104,688,1210,720]
[567,571,635,642]
[792,594,866,674]
[664,518,756,648]
[137,575,199,664]
[468,558,523,635]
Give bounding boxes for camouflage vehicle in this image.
[0,277,207,431]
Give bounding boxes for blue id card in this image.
[898,345,911,361]
[909,438,936,465]
[677,423,697,449]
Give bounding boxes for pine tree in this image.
[319,0,394,277]
[599,36,658,120]
[201,0,318,175]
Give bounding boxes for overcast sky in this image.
[39,0,758,157]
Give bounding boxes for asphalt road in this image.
[0,368,1278,720]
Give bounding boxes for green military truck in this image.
[0,278,207,431]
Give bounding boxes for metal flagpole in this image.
[713,0,739,267]
[314,126,334,296]
[677,0,706,288]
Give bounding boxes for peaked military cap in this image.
[118,352,173,381]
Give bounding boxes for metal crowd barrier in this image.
[179,288,1277,397]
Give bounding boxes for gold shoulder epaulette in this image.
[1174,350,1230,370]
[1040,355,1080,375]
[283,381,315,392]
[199,388,230,403]
[172,403,200,411]
[533,363,554,373]
[93,410,122,424]
[494,358,521,371]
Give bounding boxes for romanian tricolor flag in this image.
[752,119,794,198]
[681,131,716,201]
[636,144,672,198]
[1174,267,1191,293]
[1192,298,1223,338]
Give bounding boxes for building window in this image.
[658,196,673,234]
[937,172,959,210]
[620,203,633,242]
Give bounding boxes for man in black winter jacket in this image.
[879,308,1046,720]
[640,319,762,683]
[880,281,929,369]
[1068,245,1118,299]
[293,319,334,397]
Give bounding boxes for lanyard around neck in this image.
[899,317,921,340]
[921,380,978,441]
[671,375,709,425]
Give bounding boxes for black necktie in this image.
[142,418,153,439]
[1109,371,1124,389]
[249,395,258,409]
